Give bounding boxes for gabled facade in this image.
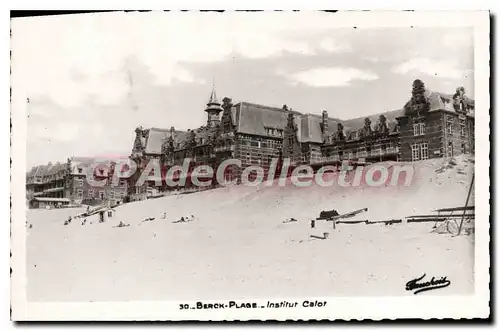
[396,81,475,162]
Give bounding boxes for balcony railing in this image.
[44,187,64,193]
[385,147,399,154]
[313,146,401,165]
[214,145,234,153]
[356,151,368,158]
[322,155,340,162]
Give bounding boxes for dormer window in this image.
[265,127,282,137]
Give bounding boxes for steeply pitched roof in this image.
[27,162,66,178]
[235,102,296,136]
[143,128,189,155]
[233,102,344,143]
[298,114,342,143]
[45,162,66,175]
[144,128,170,155]
[27,166,40,177]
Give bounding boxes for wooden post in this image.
[456,173,474,236]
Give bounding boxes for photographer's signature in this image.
[406,274,451,295]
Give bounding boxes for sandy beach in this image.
[26,156,475,301]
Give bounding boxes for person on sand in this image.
[161,212,167,219]
[117,221,129,228]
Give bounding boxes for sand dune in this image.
[26,155,475,301]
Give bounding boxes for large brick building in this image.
[26,157,130,208]
[128,80,474,200]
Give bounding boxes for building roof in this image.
[231,101,347,144]
[27,162,66,178]
[142,128,189,155]
[144,128,170,154]
[298,114,342,143]
[234,102,298,136]
[134,86,474,152]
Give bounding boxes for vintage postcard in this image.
[10,11,490,321]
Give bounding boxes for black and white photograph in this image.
[10,10,490,321]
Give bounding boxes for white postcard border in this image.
[10,10,490,321]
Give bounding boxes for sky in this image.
[11,12,474,167]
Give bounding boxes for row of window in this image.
[264,127,284,137]
[240,139,282,149]
[411,142,429,161]
[325,143,397,154]
[87,189,126,199]
[74,178,127,187]
[448,122,467,136]
[413,121,467,137]
[411,141,468,161]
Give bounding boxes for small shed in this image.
[98,207,116,223]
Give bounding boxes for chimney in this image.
[321,109,329,142]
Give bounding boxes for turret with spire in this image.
[205,83,223,128]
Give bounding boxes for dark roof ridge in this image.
[340,108,403,121]
[150,127,172,132]
[301,112,342,122]
[237,101,303,115]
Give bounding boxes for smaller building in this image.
[26,157,131,208]
[97,208,116,223]
[26,162,67,201]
